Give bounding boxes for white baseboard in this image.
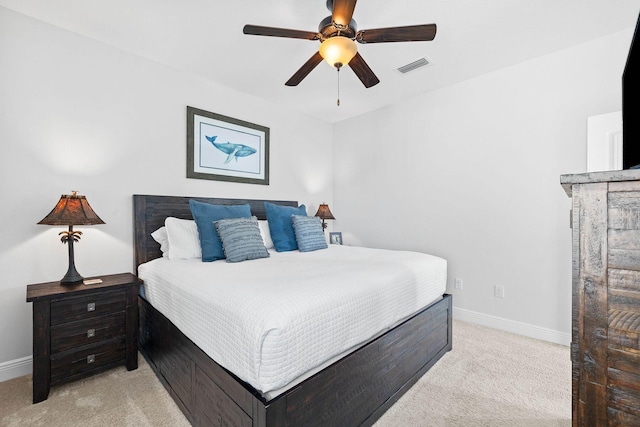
[0,356,32,383]
[453,306,571,346]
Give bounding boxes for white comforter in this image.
[138,245,446,396]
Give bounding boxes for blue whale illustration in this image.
[206,135,257,164]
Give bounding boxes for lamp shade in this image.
[319,36,357,68]
[314,203,336,220]
[38,192,105,226]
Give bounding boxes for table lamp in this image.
[314,203,335,231]
[37,191,105,284]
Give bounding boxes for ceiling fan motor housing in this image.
[319,15,357,40]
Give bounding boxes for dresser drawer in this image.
[51,338,127,382]
[51,291,125,325]
[51,312,126,354]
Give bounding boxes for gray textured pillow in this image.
[215,216,270,263]
[291,215,328,252]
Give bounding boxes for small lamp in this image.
[38,191,105,284]
[314,203,336,231]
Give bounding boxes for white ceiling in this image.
[2,0,639,123]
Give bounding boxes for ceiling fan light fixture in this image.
[319,36,357,68]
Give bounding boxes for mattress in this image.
[138,244,447,397]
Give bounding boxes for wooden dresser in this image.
[561,170,640,426]
[26,273,140,403]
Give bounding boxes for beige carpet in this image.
[0,321,571,426]
[374,321,571,427]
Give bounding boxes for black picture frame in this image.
[187,106,269,185]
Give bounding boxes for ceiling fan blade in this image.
[331,0,358,27]
[348,52,380,88]
[243,25,319,40]
[356,24,437,43]
[285,51,324,86]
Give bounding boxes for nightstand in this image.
[26,273,141,403]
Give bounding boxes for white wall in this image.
[0,7,332,378]
[0,3,633,379]
[333,30,634,343]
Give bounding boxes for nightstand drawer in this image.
[51,291,125,325]
[51,338,127,382]
[51,312,126,354]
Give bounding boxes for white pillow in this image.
[165,217,202,260]
[258,220,274,249]
[151,226,169,257]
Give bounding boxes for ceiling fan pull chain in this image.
[337,66,341,106]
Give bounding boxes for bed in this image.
[133,194,452,426]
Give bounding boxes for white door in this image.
[587,111,622,172]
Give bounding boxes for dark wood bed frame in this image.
[133,194,452,426]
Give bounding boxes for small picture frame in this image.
[329,232,343,245]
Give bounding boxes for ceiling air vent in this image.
[397,57,431,74]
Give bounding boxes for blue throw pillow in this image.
[189,199,251,261]
[215,217,270,263]
[291,215,328,252]
[264,202,307,252]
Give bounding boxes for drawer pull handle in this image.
[87,354,95,364]
[87,329,95,338]
[87,303,96,312]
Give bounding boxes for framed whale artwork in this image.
[187,106,269,185]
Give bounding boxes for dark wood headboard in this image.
[133,194,298,271]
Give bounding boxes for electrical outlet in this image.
[454,278,463,290]
[494,285,505,298]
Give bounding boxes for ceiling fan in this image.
[243,0,437,89]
